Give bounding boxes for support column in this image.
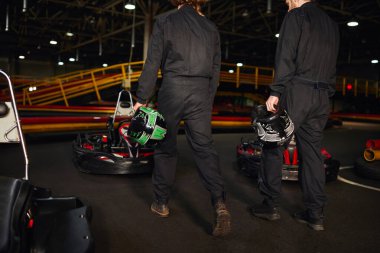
[143,0,153,61]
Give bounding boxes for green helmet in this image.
[127,107,167,146]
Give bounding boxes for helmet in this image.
[252,105,294,147]
[127,107,167,146]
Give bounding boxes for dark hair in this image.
[170,0,208,11]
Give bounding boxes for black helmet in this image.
[252,105,294,147]
[127,107,167,146]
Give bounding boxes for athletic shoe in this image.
[293,210,324,231]
[150,201,169,218]
[212,201,231,237]
[249,204,280,221]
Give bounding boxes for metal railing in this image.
[2,61,378,106]
[19,61,145,106]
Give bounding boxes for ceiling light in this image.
[19,55,25,59]
[102,63,108,67]
[58,61,64,66]
[49,39,58,45]
[275,33,280,38]
[229,69,234,73]
[237,63,243,67]
[125,1,135,10]
[371,59,379,64]
[22,0,27,12]
[242,9,249,17]
[347,21,359,27]
[66,31,74,37]
[69,57,75,62]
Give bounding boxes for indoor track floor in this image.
[1,121,380,253]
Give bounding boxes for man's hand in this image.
[266,95,279,113]
[133,102,146,112]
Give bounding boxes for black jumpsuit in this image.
[136,5,225,205]
[259,2,340,218]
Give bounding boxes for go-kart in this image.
[236,137,340,182]
[0,70,93,253]
[72,90,155,175]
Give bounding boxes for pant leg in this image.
[258,146,284,207]
[182,78,225,204]
[296,89,330,217]
[152,82,184,203]
[257,81,313,207]
[152,121,179,203]
[183,110,225,204]
[258,82,301,207]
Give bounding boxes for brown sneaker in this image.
[150,202,169,218]
[212,201,231,237]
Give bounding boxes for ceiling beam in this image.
[321,5,380,24]
[59,20,145,53]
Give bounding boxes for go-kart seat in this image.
[106,117,131,146]
[116,120,134,143]
[0,176,32,253]
[118,122,140,158]
[118,122,130,143]
[119,101,131,108]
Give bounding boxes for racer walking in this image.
[250,0,340,231]
[133,0,231,237]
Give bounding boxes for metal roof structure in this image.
[0,0,379,77]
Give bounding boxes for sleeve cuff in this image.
[137,97,147,104]
[269,91,281,97]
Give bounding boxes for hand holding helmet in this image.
[133,102,146,112]
[266,95,279,113]
[127,107,167,146]
[252,105,294,147]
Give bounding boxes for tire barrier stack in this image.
[364,139,380,162]
[354,139,380,180]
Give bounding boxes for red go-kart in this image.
[72,91,155,175]
[236,137,340,182]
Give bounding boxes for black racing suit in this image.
[259,2,340,218]
[136,5,225,205]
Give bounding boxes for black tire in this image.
[0,101,9,117]
[354,157,380,180]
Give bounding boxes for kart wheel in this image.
[0,101,9,117]
[354,157,380,180]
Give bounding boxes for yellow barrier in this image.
[19,61,144,106]
[364,149,380,162]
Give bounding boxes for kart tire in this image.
[354,157,380,180]
[0,101,9,117]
